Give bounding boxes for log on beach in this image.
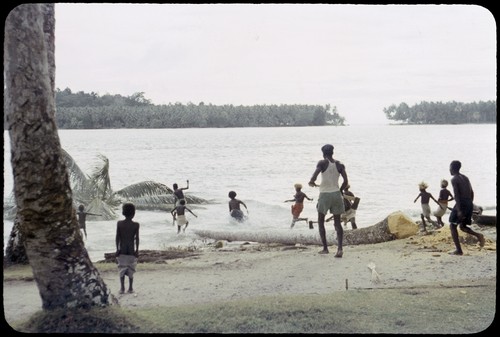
[194,211,419,246]
[194,229,326,246]
[476,215,496,227]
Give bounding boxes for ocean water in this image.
[3,124,496,261]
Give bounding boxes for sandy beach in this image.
[3,225,497,332]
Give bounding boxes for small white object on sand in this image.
[367,262,381,283]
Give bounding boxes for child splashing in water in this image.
[171,199,197,234]
[284,183,313,228]
[228,191,249,221]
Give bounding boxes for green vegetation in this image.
[383,100,496,124]
[53,88,345,128]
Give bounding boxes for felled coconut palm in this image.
[66,150,209,219]
[4,149,209,221]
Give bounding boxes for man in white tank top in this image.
[309,144,348,257]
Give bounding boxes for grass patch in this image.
[6,283,495,334]
[128,284,496,334]
[9,306,146,333]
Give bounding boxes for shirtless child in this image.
[414,181,443,232]
[116,203,139,294]
[228,191,249,221]
[284,183,313,228]
[171,199,197,234]
[433,179,454,227]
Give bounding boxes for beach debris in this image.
[367,262,381,283]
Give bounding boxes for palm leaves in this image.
[4,148,208,221]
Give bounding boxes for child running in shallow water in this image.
[228,191,249,221]
[284,183,313,228]
[171,199,197,234]
[76,204,101,239]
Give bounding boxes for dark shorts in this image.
[231,209,244,220]
[449,198,473,225]
[317,191,345,215]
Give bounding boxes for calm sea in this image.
[3,124,497,261]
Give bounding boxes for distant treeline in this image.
[52,88,345,129]
[383,101,496,124]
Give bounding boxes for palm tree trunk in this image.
[194,213,416,246]
[4,4,110,310]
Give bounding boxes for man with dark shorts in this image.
[309,144,348,257]
[448,160,485,255]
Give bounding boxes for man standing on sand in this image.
[448,160,485,255]
[308,144,348,257]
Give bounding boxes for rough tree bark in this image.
[193,212,417,246]
[4,4,110,309]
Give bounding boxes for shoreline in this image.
[3,226,497,332]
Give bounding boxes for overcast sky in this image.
[53,3,496,124]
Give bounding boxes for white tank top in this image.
[320,160,341,193]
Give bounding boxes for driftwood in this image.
[194,217,397,246]
[101,249,201,263]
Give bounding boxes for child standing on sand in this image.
[284,183,313,228]
[414,181,443,232]
[116,203,139,294]
[171,199,197,234]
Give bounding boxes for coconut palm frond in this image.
[89,154,112,199]
[114,181,174,200]
[2,149,212,221]
[128,195,175,211]
[184,194,210,204]
[61,148,89,191]
[86,197,119,220]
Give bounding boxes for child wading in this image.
[76,204,101,239]
[171,199,197,234]
[228,191,249,221]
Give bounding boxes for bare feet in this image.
[128,289,134,293]
[119,289,125,294]
[318,249,329,254]
[334,250,343,258]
